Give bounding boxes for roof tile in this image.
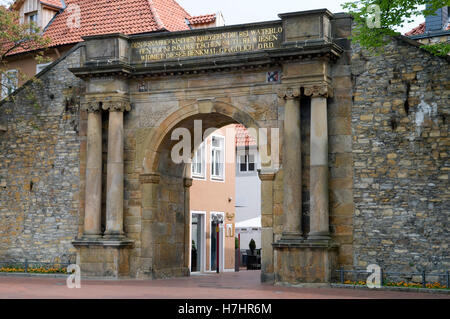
[405,22,450,36]
[235,124,257,147]
[40,0,64,9]
[11,0,192,54]
[188,14,216,25]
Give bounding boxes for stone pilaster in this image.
[81,101,102,238]
[305,84,333,241]
[258,168,277,283]
[104,100,131,239]
[277,87,302,241]
[139,172,160,278]
[184,176,193,272]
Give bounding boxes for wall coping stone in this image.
[72,239,134,248]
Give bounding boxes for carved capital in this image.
[304,84,333,98]
[184,177,193,188]
[277,87,301,100]
[225,212,235,222]
[102,101,132,112]
[258,168,277,181]
[140,173,160,184]
[81,101,101,113]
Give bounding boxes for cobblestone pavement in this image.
[0,271,448,299]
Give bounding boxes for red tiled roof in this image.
[188,14,216,25]
[11,0,64,10]
[235,125,257,147]
[405,22,450,36]
[152,0,191,31]
[405,22,426,36]
[9,0,192,54]
[40,0,64,9]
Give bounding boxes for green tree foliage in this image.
[0,2,51,100]
[342,0,450,56]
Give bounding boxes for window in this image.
[192,142,206,179]
[239,153,256,172]
[36,62,52,74]
[1,70,18,99]
[27,12,38,33]
[29,13,38,24]
[211,135,225,180]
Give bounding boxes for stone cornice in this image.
[70,44,343,80]
[304,84,333,98]
[140,173,161,184]
[277,87,301,100]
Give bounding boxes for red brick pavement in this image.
[0,271,448,299]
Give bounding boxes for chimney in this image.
[425,5,449,32]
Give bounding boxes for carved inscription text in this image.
[131,25,283,62]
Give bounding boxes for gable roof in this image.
[43,0,190,48]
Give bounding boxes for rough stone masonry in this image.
[0,9,448,283]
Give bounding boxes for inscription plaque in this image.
[131,24,283,63]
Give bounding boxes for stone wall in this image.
[329,14,354,268]
[0,47,83,264]
[351,37,449,273]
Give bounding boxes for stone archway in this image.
[71,9,350,284]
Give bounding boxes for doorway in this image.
[190,211,206,273]
[210,212,225,272]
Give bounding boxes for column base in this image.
[73,238,134,278]
[307,232,332,242]
[273,239,338,284]
[102,233,127,241]
[279,232,303,244]
[79,234,102,240]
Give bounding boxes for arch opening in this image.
[140,106,268,279]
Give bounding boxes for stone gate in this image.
[67,9,354,284]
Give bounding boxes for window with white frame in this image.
[211,135,225,180]
[191,141,206,179]
[239,153,256,172]
[1,70,18,99]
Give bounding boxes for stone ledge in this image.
[72,238,134,248]
[273,239,339,249]
[275,282,332,288]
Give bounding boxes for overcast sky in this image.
[177,0,423,34]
